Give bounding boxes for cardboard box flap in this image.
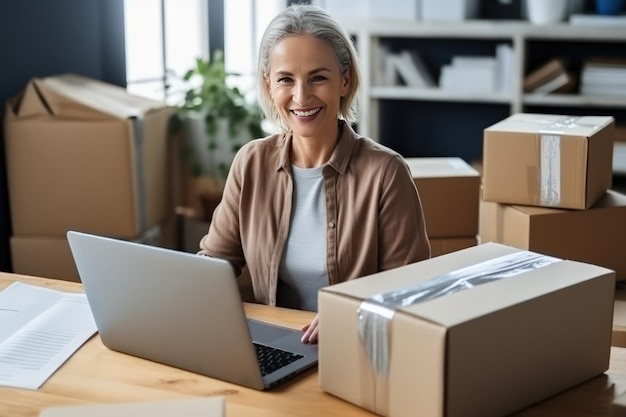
[6,79,51,119]
[43,73,166,120]
[405,157,479,178]
[485,113,614,136]
[6,78,110,120]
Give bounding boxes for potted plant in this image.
[171,49,266,219]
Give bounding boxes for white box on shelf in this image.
[440,65,496,93]
[370,0,420,20]
[421,0,479,21]
[316,0,420,21]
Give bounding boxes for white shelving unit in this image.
[341,19,626,142]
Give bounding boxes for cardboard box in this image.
[429,236,477,257]
[4,74,175,238]
[482,113,614,209]
[319,242,614,417]
[479,189,626,281]
[10,235,80,282]
[10,226,162,282]
[406,157,480,237]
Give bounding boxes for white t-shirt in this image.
[277,165,328,311]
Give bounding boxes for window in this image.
[124,0,285,106]
[224,0,284,99]
[124,0,207,104]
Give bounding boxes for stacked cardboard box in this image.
[4,74,175,281]
[482,113,614,210]
[405,157,480,257]
[479,113,623,280]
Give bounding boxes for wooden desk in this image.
[2,273,626,417]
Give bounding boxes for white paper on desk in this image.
[0,281,97,390]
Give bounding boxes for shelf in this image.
[523,94,626,109]
[342,19,626,41]
[371,86,511,104]
[347,18,626,161]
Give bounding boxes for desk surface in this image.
[2,273,626,417]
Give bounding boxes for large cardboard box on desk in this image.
[4,74,175,238]
[319,243,615,417]
[482,113,614,209]
[479,189,626,281]
[405,157,480,237]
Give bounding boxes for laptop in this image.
[66,230,318,391]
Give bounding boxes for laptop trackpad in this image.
[247,319,298,345]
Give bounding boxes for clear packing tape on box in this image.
[523,115,607,207]
[356,251,562,415]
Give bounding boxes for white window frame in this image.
[124,0,286,106]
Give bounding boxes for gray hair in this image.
[257,4,361,133]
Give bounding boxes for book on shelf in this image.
[394,50,436,88]
[581,84,626,97]
[582,57,626,73]
[496,43,514,93]
[378,46,435,89]
[581,57,626,97]
[440,54,498,93]
[440,63,497,93]
[523,58,576,94]
[569,13,626,27]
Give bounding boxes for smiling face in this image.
[267,34,350,143]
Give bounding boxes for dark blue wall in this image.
[0,0,126,271]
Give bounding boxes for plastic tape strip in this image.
[357,251,561,377]
[540,134,561,207]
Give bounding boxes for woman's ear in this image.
[264,74,273,98]
[341,68,351,97]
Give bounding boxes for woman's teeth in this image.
[293,108,321,117]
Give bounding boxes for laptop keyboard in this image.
[253,342,303,376]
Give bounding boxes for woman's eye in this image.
[311,75,326,83]
[277,77,293,84]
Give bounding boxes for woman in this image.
[199,4,430,344]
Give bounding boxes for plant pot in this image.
[526,0,570,24]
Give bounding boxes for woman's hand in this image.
[300,314,319,344]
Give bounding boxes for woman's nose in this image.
[292,81,310,104]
